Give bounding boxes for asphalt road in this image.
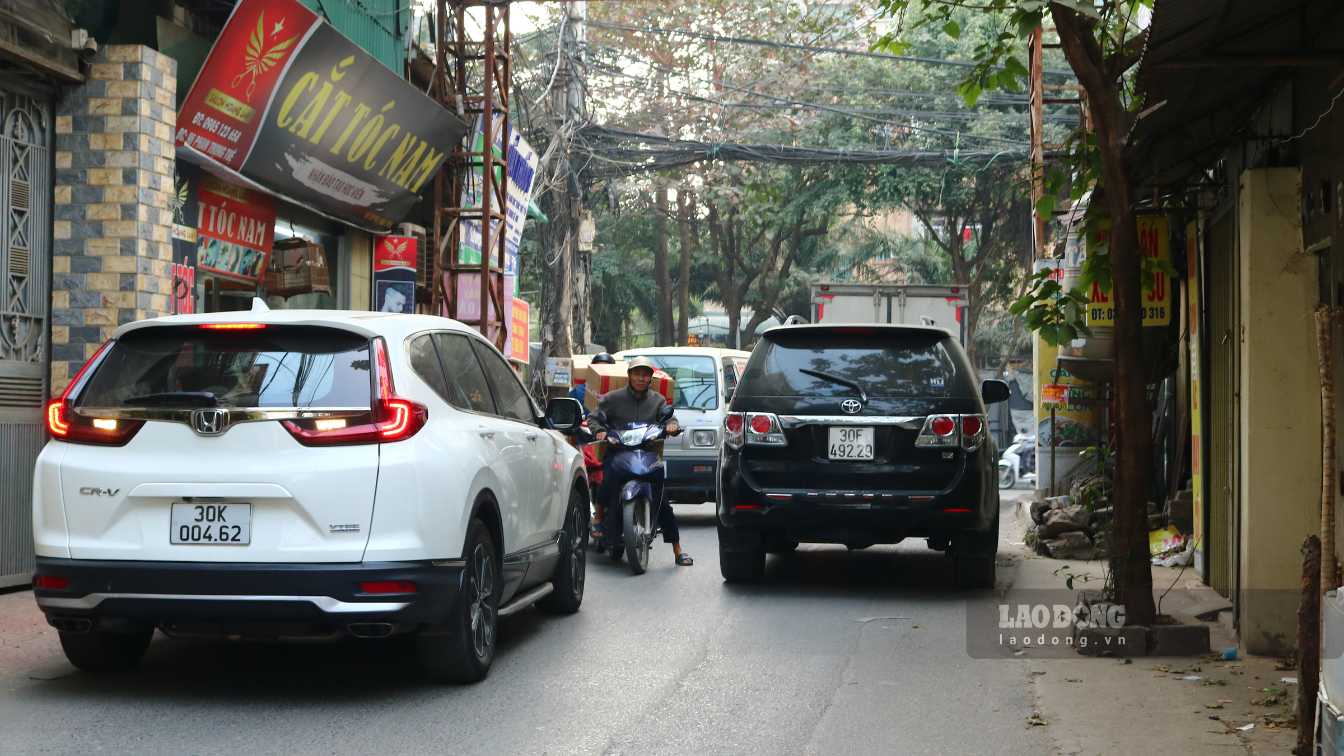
[0,496,1049,755]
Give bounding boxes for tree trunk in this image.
[677,190,694,345]
[654,184,673,346]
[1317,305,1339,593]
[540,187,574,361]
[1053,7,1155,624]
[1295,535,1322,756]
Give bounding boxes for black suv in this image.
[716,324,1010,587]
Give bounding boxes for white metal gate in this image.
[0,86,50,587]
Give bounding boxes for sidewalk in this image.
[1001,498,1300,755]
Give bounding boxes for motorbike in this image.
[998,432,1037,489]
[594,405,674,575]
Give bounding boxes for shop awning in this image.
[1128,0,1344,188]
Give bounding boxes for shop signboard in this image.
[1187,221,1205,574]
[1033,259,1101,449]
[195,174,276,284]
[458,113,539,275]
[373,235,416,314]
[170,162,202,314]
[508,298,530,362]
[175,0,469,234]
[1084,214,1173,327]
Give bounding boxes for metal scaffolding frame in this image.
[430,0,511,349]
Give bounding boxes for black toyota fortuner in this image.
[716,324,1010,587]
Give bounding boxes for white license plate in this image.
[170,502,251,545]
[828,427,875,461]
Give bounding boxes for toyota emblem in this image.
[191,408,229,436]
[840,399,863,415]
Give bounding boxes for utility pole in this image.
[541,1,586,361]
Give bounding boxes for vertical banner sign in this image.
[195,174,276,283]
[175,0,468,233]
[170,162,201,313]
[458,113,540,275]
[508,298,530,362]
[1033,259,1101,448]
[1084,214,1173,327]
[374,235,417,313]
[1187,221,1205,574]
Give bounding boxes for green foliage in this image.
[1009,268,1091,346]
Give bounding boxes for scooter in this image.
[596,406,674,575]
[998,433,1037,489]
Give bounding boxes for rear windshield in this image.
[76,325,373,409]
[625,354,718,410]
[738,330,966,398]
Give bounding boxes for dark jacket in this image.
[588,386,671,433]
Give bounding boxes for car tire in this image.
[718,525,765,583]
[540,487,587,615]
[58,627,153,674]
[418,518,499,684]
[953,507,1000,590]
[765,538,798,555]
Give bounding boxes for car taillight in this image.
[745,412,787,447]
[358,580,417,594]
[960,415,986,450]
[46,341,145,446]
[724,412,745,449]
[33,575,69,590]
[282,337,428,446]
[930,416,956,437]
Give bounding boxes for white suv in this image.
[31,305,589,683]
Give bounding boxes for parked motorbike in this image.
[998,433,1037,489]
[595,406,674,575]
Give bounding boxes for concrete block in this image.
[53,220,70,240]
[88,98,122,116]
[89,62,124,81]
[55,115,71,134]
[85,272,118,291]
[69,256,101,274]
[54,151,71,169]
[84,203,121,221]
[1074,625,1148,657]
[50,326,69,345]
[1148,624,1210,657]
[83,307,114,326]
[54,186,71,204]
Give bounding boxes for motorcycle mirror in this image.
[657,404,675,423]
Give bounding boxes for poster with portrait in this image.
[374,235,417,314]
[195,174,276,283]
[170,161,201,313]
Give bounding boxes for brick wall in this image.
[50,46,177,394]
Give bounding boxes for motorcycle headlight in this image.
[690,429,717,448]
[619,428,646,446]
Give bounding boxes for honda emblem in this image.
[191,408,228,436]
[840,399,863,415]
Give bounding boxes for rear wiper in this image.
[123,391,220,407]
[799,369,869,404]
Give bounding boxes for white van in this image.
[613,346,750,504]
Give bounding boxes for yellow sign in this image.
[1085,214,1173,327]
[1034,260,1102,448]
[1187,221,1204,571]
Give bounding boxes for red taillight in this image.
[725,414,744,434]
[358,580,417,594]
[943,507,972,513]
[960,416,983,437]
[734,504,764,511]
[724,412,745,449]
[282,337,427,446]
[930,416,956,437]
[46,341,144,445]
[198,323,268,330]
[749,414,773,434]
[33,575,69,590]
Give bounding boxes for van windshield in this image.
[739,330,965,398]
[76,325,373,410]
[625,354,718,410]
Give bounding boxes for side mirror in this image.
[981,379,1010,405]
[657,404,675,423]
[545,397,584,432]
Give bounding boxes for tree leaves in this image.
[943,20,962,39]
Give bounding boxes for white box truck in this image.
[809,282,969,343]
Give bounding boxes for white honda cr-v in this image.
[31,303,590,683]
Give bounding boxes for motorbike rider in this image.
[588,356,693,567]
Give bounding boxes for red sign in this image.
[373,235,416,313]
[175,0,468,232]
[1042,384,1068,405]
[195,176,276,283]
[508,298,530,362]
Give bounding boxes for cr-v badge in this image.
[840,399,863,414]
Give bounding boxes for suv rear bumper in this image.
[32,557,462,638]
[717,451,995,542]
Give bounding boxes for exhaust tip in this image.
[347,622,394,639]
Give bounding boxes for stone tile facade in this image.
[50,46,176,394]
